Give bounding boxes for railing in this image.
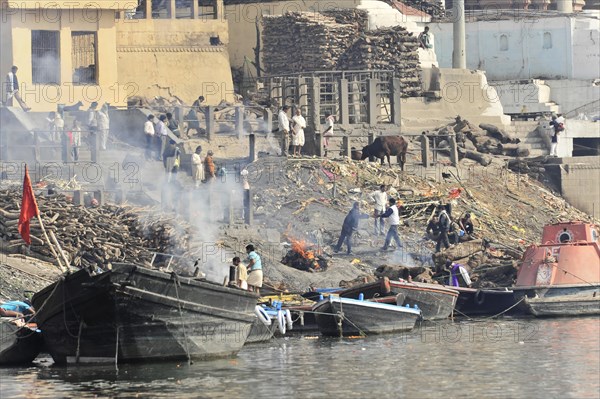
[563,99,600,120]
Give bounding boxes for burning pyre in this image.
[281,238,329,272]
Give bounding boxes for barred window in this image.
[72,32,97,84]
[31,30,60,84]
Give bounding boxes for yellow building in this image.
[0,0,234,112]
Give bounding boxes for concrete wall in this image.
[115,18,234,105]
[546,80,600,115]
[1,3,128,112]
[559,160,600,217]
[431,15,600,81]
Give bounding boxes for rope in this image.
[172,272,192,365]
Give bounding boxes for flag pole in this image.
[36,214,67,274]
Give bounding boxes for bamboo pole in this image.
[49,230,71,269]
[36,214,67,273]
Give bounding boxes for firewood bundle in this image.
[262,12,358,75]
[0,188,195,270]
[337,26,422,97]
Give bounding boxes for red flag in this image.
[18,165,39,245]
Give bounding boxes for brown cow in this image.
[360,136,409,170]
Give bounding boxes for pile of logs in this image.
[506,157,549,180]
[261,12,423,96]
[337,26,422,97]
[0,188,194,270]
[262,12,358,75]
[429,117,531,166]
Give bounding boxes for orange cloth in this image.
[205,155,216,177]
[18,165,40,245]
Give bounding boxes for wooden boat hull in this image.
[32,264,257,365]
[389,281,458,321]
[312,296,420,337]
[452,287,516,317]
[245,318,276,343]
[511,284,600,316]
[523,294,600,317]
[0,320,43,365]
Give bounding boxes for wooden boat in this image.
[512,221,600,316]
[32,263,258,365]
[245,317,277,343]
[0,319,43,365]
[312,295,421,337]
[523,293,600,317]
[389,280,459,320]
[451,287,516,317]
[284,304,319,333]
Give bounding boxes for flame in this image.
[289,237,321,260]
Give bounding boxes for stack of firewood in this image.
[0,188,195,270]
[262,12,358,75]
[262,12,423,96]
[337,26,422,97]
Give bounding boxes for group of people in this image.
[144,113,179,161]
[277,106,335,157]
[230,244,263,294]
[334,184,476,256]
[190,145,217,188]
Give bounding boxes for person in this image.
[418,26,433,49]
[291,108,306,157]
[369,185,388,236]
[144,114,156,160]
[155,115,168,161]
[71,119,82,161]
[5,66,31,111]
[436,204,451,253]
[278,105,290,156]
[192,95,205,112]
[191,145,204,188]
[204,150,216,182]
[53,111,64,142]
[96,104,110,150]
[379,198,402,251]
[233,256,248,290]
[459,212,474,236]
[87,101,98,133]
[447,261,472,287]
[0,300,35,321]
[549,114,564,157]
[166,112,180,137]
[426,216,440,240]
[334,202,370,255]
[163,139,180,183]
[322,112,335,157]
[46,112,56,141]
[245,244,263,294]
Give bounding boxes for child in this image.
[233,256,248,290]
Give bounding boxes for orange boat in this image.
[513,221,600,316]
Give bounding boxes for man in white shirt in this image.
[5,66,31,111]
[379,198,402,251]
[291,108,306,157]
[144,114,155,160]
[96,104,110,150]
[191,145,205,188]
[370,185,388,236]
[155,115,168,161]
[278,105,290,156]
[322,112,335,157]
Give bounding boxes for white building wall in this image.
[430,15,600,81]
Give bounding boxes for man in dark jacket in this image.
[334,202,370,255]
[436,204,451,252]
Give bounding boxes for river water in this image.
[1,317,598,399]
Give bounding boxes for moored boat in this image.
[0,319,43,365]
[450,287,516,317]
[512,221,600,317]
[388,280,459,320]
[312,295,421,337]
[523,293,600,317]
[32,263,258,365]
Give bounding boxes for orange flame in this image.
[289,237,321,261]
